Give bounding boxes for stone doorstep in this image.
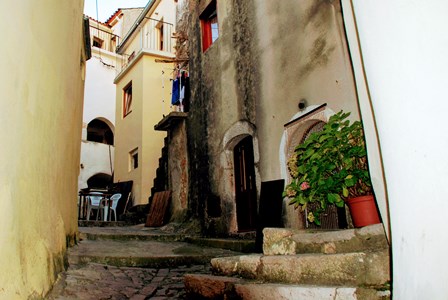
[70,254,216,269]
[184,274,390,300]
[80,231,185,243]
[211,250,390,287]
[184,237,256,253]
[263,224,389,255]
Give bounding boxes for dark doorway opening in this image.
[233,136,257,231]
[87,119,114,145]
[87,173,112,190]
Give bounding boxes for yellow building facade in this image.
[114,0,176,206]
[0,1,86,298]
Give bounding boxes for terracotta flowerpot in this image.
[346,195,381,227]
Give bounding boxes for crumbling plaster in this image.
[187,0,359,234]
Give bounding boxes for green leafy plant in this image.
[283,111,372,225]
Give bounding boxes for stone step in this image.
[79,226,185,242]
[263,224,388,255]
[184,236,256,253]
[69,239,242,268]
[184,274,391,300]
[211,249,390,287]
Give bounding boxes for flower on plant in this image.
[285,186,297,197]
[287,153,299,178]
[300,181,310,191]
[307,212,315,223]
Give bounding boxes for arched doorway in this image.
[87,119,114,145]
[87,173,112,189]
[233,136,257,231]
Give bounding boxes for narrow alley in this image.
[46,225,247,299]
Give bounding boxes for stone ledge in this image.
[184,275,391,300]
[263,224,388,255]
[211,250,390,286]
[154,112,188,131]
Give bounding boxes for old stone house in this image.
[185,0,365,235]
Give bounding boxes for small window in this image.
[123,82,132,117]
[129,148,138,171]
[92,36,103,49]
[200,0,219,52]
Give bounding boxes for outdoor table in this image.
[78,190,111,221]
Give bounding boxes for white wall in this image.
[348,1,448,298]
[78,141,115,189]
[80,47,118,191]
[83,49,118,125]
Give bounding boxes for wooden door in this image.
[234,136,257,231]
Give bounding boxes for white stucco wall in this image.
[80,46,118,191]
[78,141,115,190]
[83,49,117,125]
[348,1,448,298]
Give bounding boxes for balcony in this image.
[116,18,175,75]
[89,25,120,54]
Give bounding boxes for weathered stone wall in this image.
[187,0,262,235]
[168,119,189,221]
[187,0,358,234]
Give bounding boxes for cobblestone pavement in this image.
[47,262,212,299]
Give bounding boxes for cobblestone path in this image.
[47,262,211,299]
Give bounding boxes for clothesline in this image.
[171,70,190,112]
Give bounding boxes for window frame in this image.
[92,36,104,49]
[129,148,139,171]
[123,81,132,117]
[200,0,219,52]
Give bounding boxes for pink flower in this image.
[300,181,310,191]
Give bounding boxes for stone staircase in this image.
[70,226,244,269]
[184,224,391,299]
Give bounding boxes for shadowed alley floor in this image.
[46,225,247,299]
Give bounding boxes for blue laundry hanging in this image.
[171,77,180,105]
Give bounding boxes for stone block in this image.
[184,274,243,299]
[259,252,390,286]
[234,283,359,300]
[263,228,296,255]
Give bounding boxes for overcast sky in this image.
[84,0,149,22]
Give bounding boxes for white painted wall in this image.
[80,46,118,191]
[83,49,117,125]
[78,141,115,189]
[348,1,448,298]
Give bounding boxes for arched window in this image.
[87,119,114,145]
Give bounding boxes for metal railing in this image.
[89,25,120,53]
[116,18,174,74]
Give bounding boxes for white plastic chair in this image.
[86,192,104,221]
[109,193,122,221]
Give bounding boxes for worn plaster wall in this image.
[0,1,84,298]
[167,120,189,221]
[188,0,261,234]
[255,0,358,181]
[188,0,359,234]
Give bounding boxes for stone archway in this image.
[219,121,260,233]
[279,104,334,228]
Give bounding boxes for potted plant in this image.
[283,111,380,227]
